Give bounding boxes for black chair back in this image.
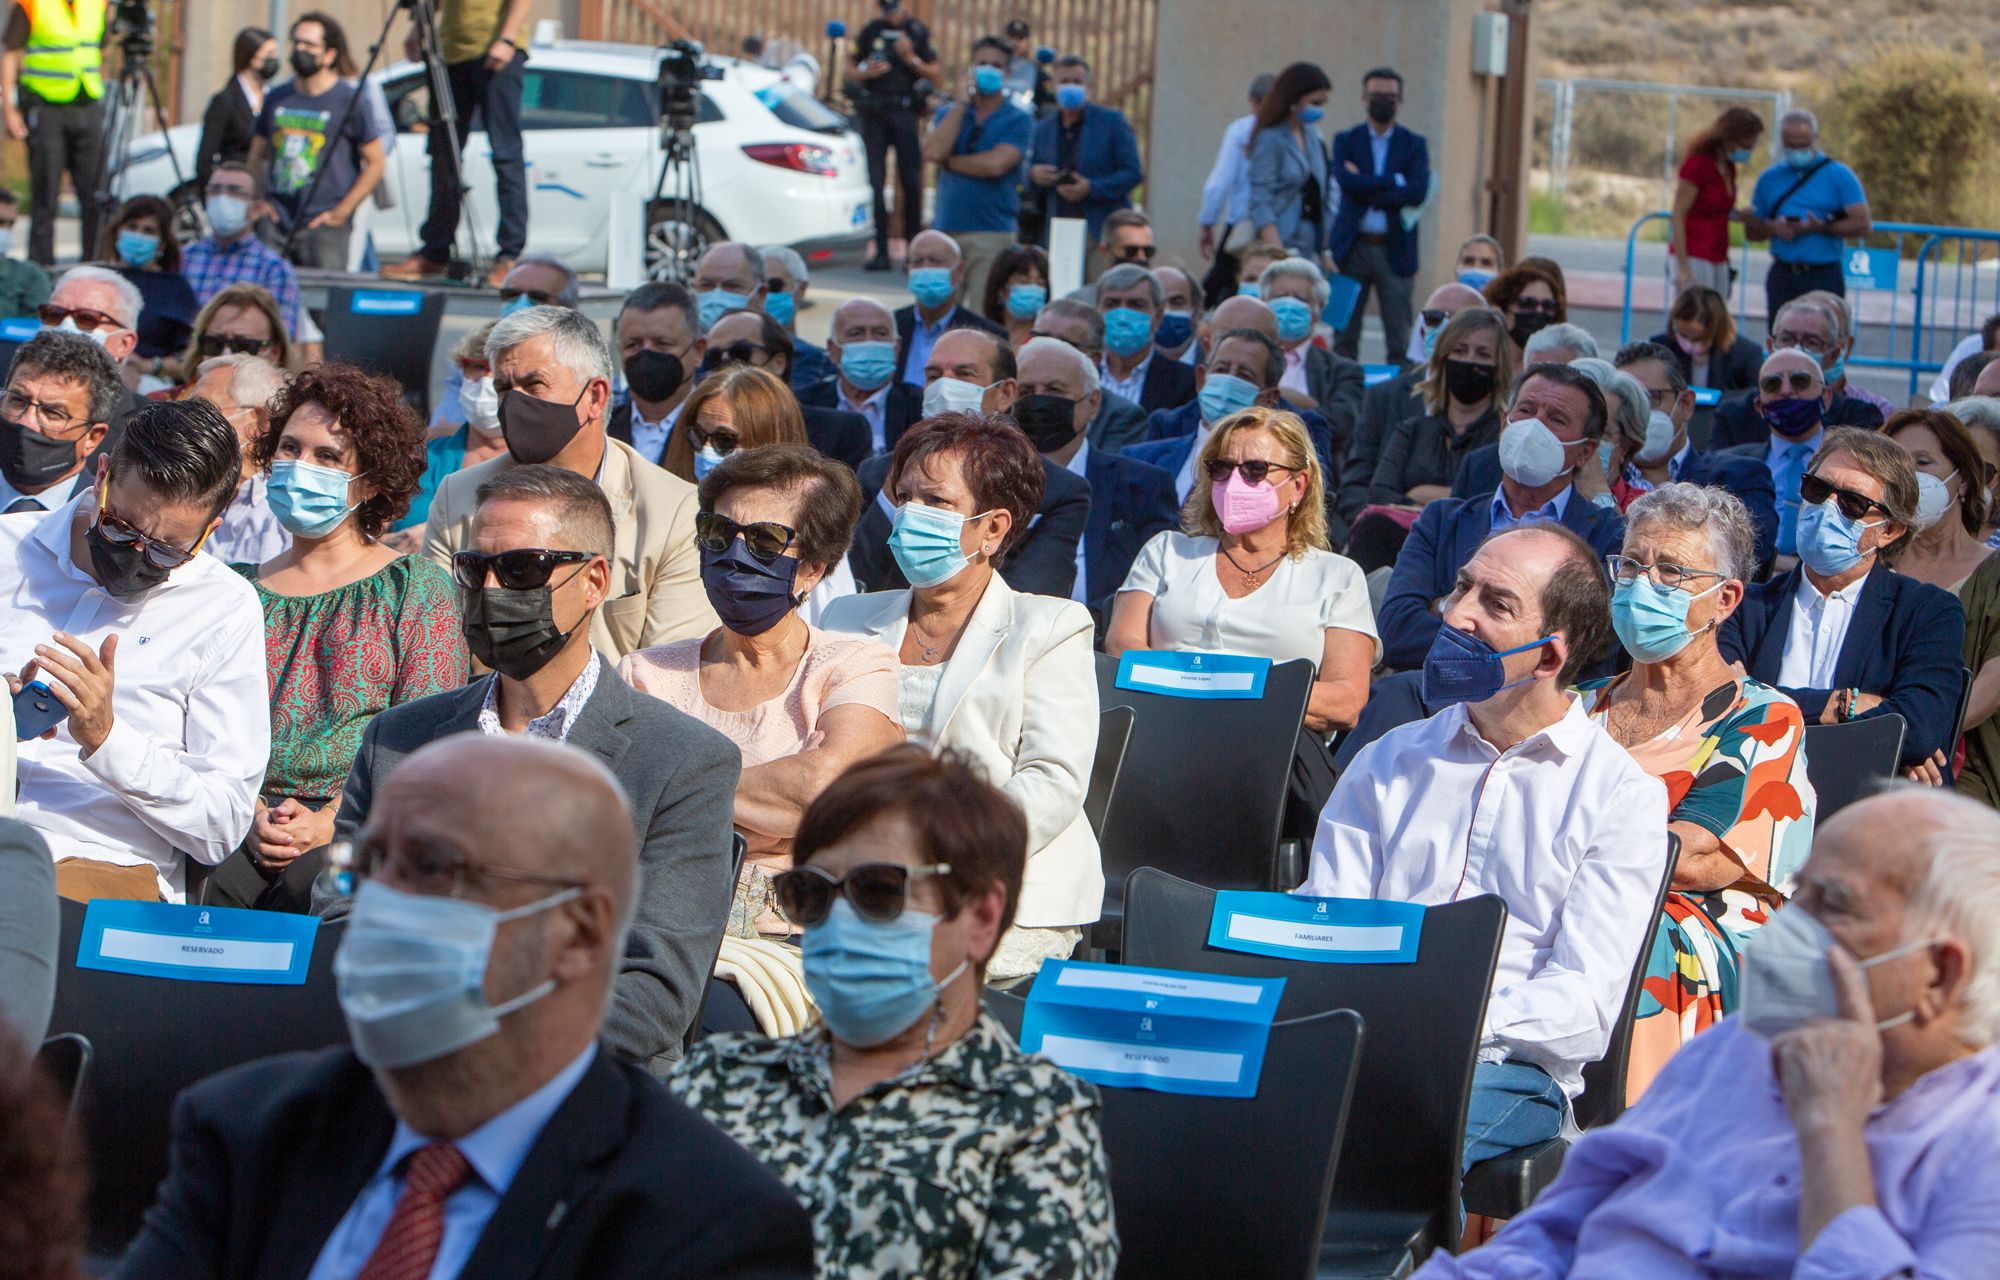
[320,287,446,417]
[1802,713,1906,818]
[1100,1008,1364,1280]
[687,832,750,1052]
[1085,705,1135,837]
[46,898,351,1257]
[1094,654,1313,901]
[1573,832,1679,1128]
[35,1031,91,1117]
[1121,868,1505,1263]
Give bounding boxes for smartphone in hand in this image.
[13,680,68,740]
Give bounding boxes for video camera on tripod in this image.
[645,38,722,283]
[656,37,714,134]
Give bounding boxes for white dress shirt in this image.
[1064,440,1092,604]
[1358,124,1398,236]
[204,475,292,567]
[1778,567,1869,690]
[1198,114,1257,230]
[841,382,891,454]
[1100,351,1154,407]
[1,495,269,900]
[307,1046,596,1280]
[627,400,683,467]
[1119,531,1380,668]
[0,468,90,516]
[1301,697,1669,1098]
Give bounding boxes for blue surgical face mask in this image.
[1006,282,1047,320]
[1820,351,1847,385]
[1103,306,1155,357]
[1155,310,1195,350]
[697,288,749,332]
[1796,496,1885,578]
[890,501,981,588]
[1297,103,1325,124]
[267,458,361,538]
[1785,147,1821,170]
[909,266,957,310]
[1054,82,1088,112]
[839,339,897,392]
[1727,147,1754,165]
[763,290,796,328]
[692,443,728,481]
[206,194,249,239]
[1611,574,1723,664]
[1270,296,1315,344]
[700,534,803,637]
[116,230,160,269]
[973,65,1006,96]
[803,899,970,1047]
[500,292,536,317]
[1237,282,1262,298]
[1420,623,1554,705]
[1457,268,1495,291]
[1198,371,1260,425]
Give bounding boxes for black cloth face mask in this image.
[1444,360,1497,407]
[0,415,83,491]
[1011,393,1081,453]
[498,385,590,466]
[624,350,685,403]
[1510,312,1553,348]
[85,522,173,600]
[459,569,587,680]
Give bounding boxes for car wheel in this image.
[644,201,724,283]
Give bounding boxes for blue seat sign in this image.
[78,900,319,985]
[1115,650,1270,700]
[350,290,425,316]
[1208,891,1425,964]
[1020,959,1284,1098]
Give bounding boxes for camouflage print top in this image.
[671,1013,1119,1280]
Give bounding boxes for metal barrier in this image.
[1621,212,2000,400]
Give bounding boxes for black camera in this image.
[109,0,154,51]
[657,38,711,134]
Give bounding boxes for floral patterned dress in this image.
[1576,673,1815,1102]
[671,1014,1119,1280]
[235,555,468,804]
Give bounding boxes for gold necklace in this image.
[1221,545,1286,588]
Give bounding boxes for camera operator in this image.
[380,0,532,288]
[0,0,108,267]
[847,0,939,274]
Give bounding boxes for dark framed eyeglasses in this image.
[93,476,208,569]
[39,304,124,333]
[333,837,588,900]
[1205,458,1295,485]
[499,287,561,307]
[1770,331,1832,355]
[1420,308,1448,330]
[1513,297,1560,316]
[1799,472,1892,523]
[694,511,797,563]
[0,387,84,432]
[197,333,271,358]
[451,548,593,591]
[1115,244,1158,262]
[1760,370,1821,396]
[1606,555,1725,591]
[706,340,769,369]
[773,861,955,927]
[686,422,742,455]
[1642,386,1680,409]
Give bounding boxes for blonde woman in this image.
[1107,405,1375,734]
[170,282,295,385]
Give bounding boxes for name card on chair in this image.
[1115,651,1270,700]
[1208,892,1426,964]
[78,900,319,985]
[1019,960,1284,1098]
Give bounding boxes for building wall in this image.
[1147,0,1529,300]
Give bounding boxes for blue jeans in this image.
[1461,1061,1566,1173]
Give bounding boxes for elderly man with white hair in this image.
[1520,321,1598,366]
[1743,108,1873,321]
[1255,255,1365,438]
[422,305,715,657]
[758,243,833,391]
[42,266,151,411]
[1418,786,2000,1278]
[188,352,291,565]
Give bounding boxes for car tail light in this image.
[741,143,839,177]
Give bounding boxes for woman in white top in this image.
[821,412,1101,981]
[1107,405,1376,733]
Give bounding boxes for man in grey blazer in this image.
[327,467,740,1071]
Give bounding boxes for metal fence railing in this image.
[1620,211,2000,400]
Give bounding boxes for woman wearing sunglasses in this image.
[1576,484,1814,1102]
[213,363,467,911]
[1108,405,1376,739]
[820,413,1101,981]
[1482,262,1565,364]
[167,283,294,387]
[662,364,806,484]
[620,444,902,937]
[99,195,199,378]
[672,745,1118,1280]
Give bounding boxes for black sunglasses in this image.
[1420,308,1448,329]
[1514,297,1560,315]
[499,287,561,306]
[452,548,593,591]
[695,512,796,563]
[198,333,270,358]
[1205,458,1294,485]
[704,341,769,369]
[686,422,741,455]
[1115,244,1158,261]
[1760,370,1820,396]
[765,278,790,294]
[773,861,955,927]
[1799,473,1891,523]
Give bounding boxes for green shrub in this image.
[1819,44,2000,230]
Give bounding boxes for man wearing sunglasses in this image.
[39,267,145,421]
[0,329,120,516]
[0,399,268,903]
[1723,426,1966,776]
[1710,297,1886,450]
[758,244,833,393]
[1715,346,1836,562]
[334,466,742,1069]
[892,230,1005,389]
[424,303,717,658]
[704,309,869,471]
[1096,207,1156,274]
[123,735,811,1279]
[1027,57,1142,253]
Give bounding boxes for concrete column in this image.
[1147,0,1529,301]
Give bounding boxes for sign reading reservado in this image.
[78,900,319,985]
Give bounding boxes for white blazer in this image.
[820,575,1104,928]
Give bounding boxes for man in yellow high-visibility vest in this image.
[0,0,106,267]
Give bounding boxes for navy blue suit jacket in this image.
[892,304,1006,389]
[1128,355,1199,416]
[1136,399,1338,481]
[1378,489,1627,671]
[1452,442,1780,569]
[1082,446,1178,608]
[797,377,926,455]
[1030,103,1144,242]
[1708,389,1885,450]
[1719,566,1966,769]
[1329,123,1430,276]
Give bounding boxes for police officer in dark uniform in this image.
[847,0,940,272]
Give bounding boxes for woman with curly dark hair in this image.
[211,362,468,912]
[981,243,1050,349]
[0,1030,86,1280]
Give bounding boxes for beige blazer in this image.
[423,436,718,661]
[820,575,1104,928]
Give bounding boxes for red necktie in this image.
[354,1142,474,1280]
